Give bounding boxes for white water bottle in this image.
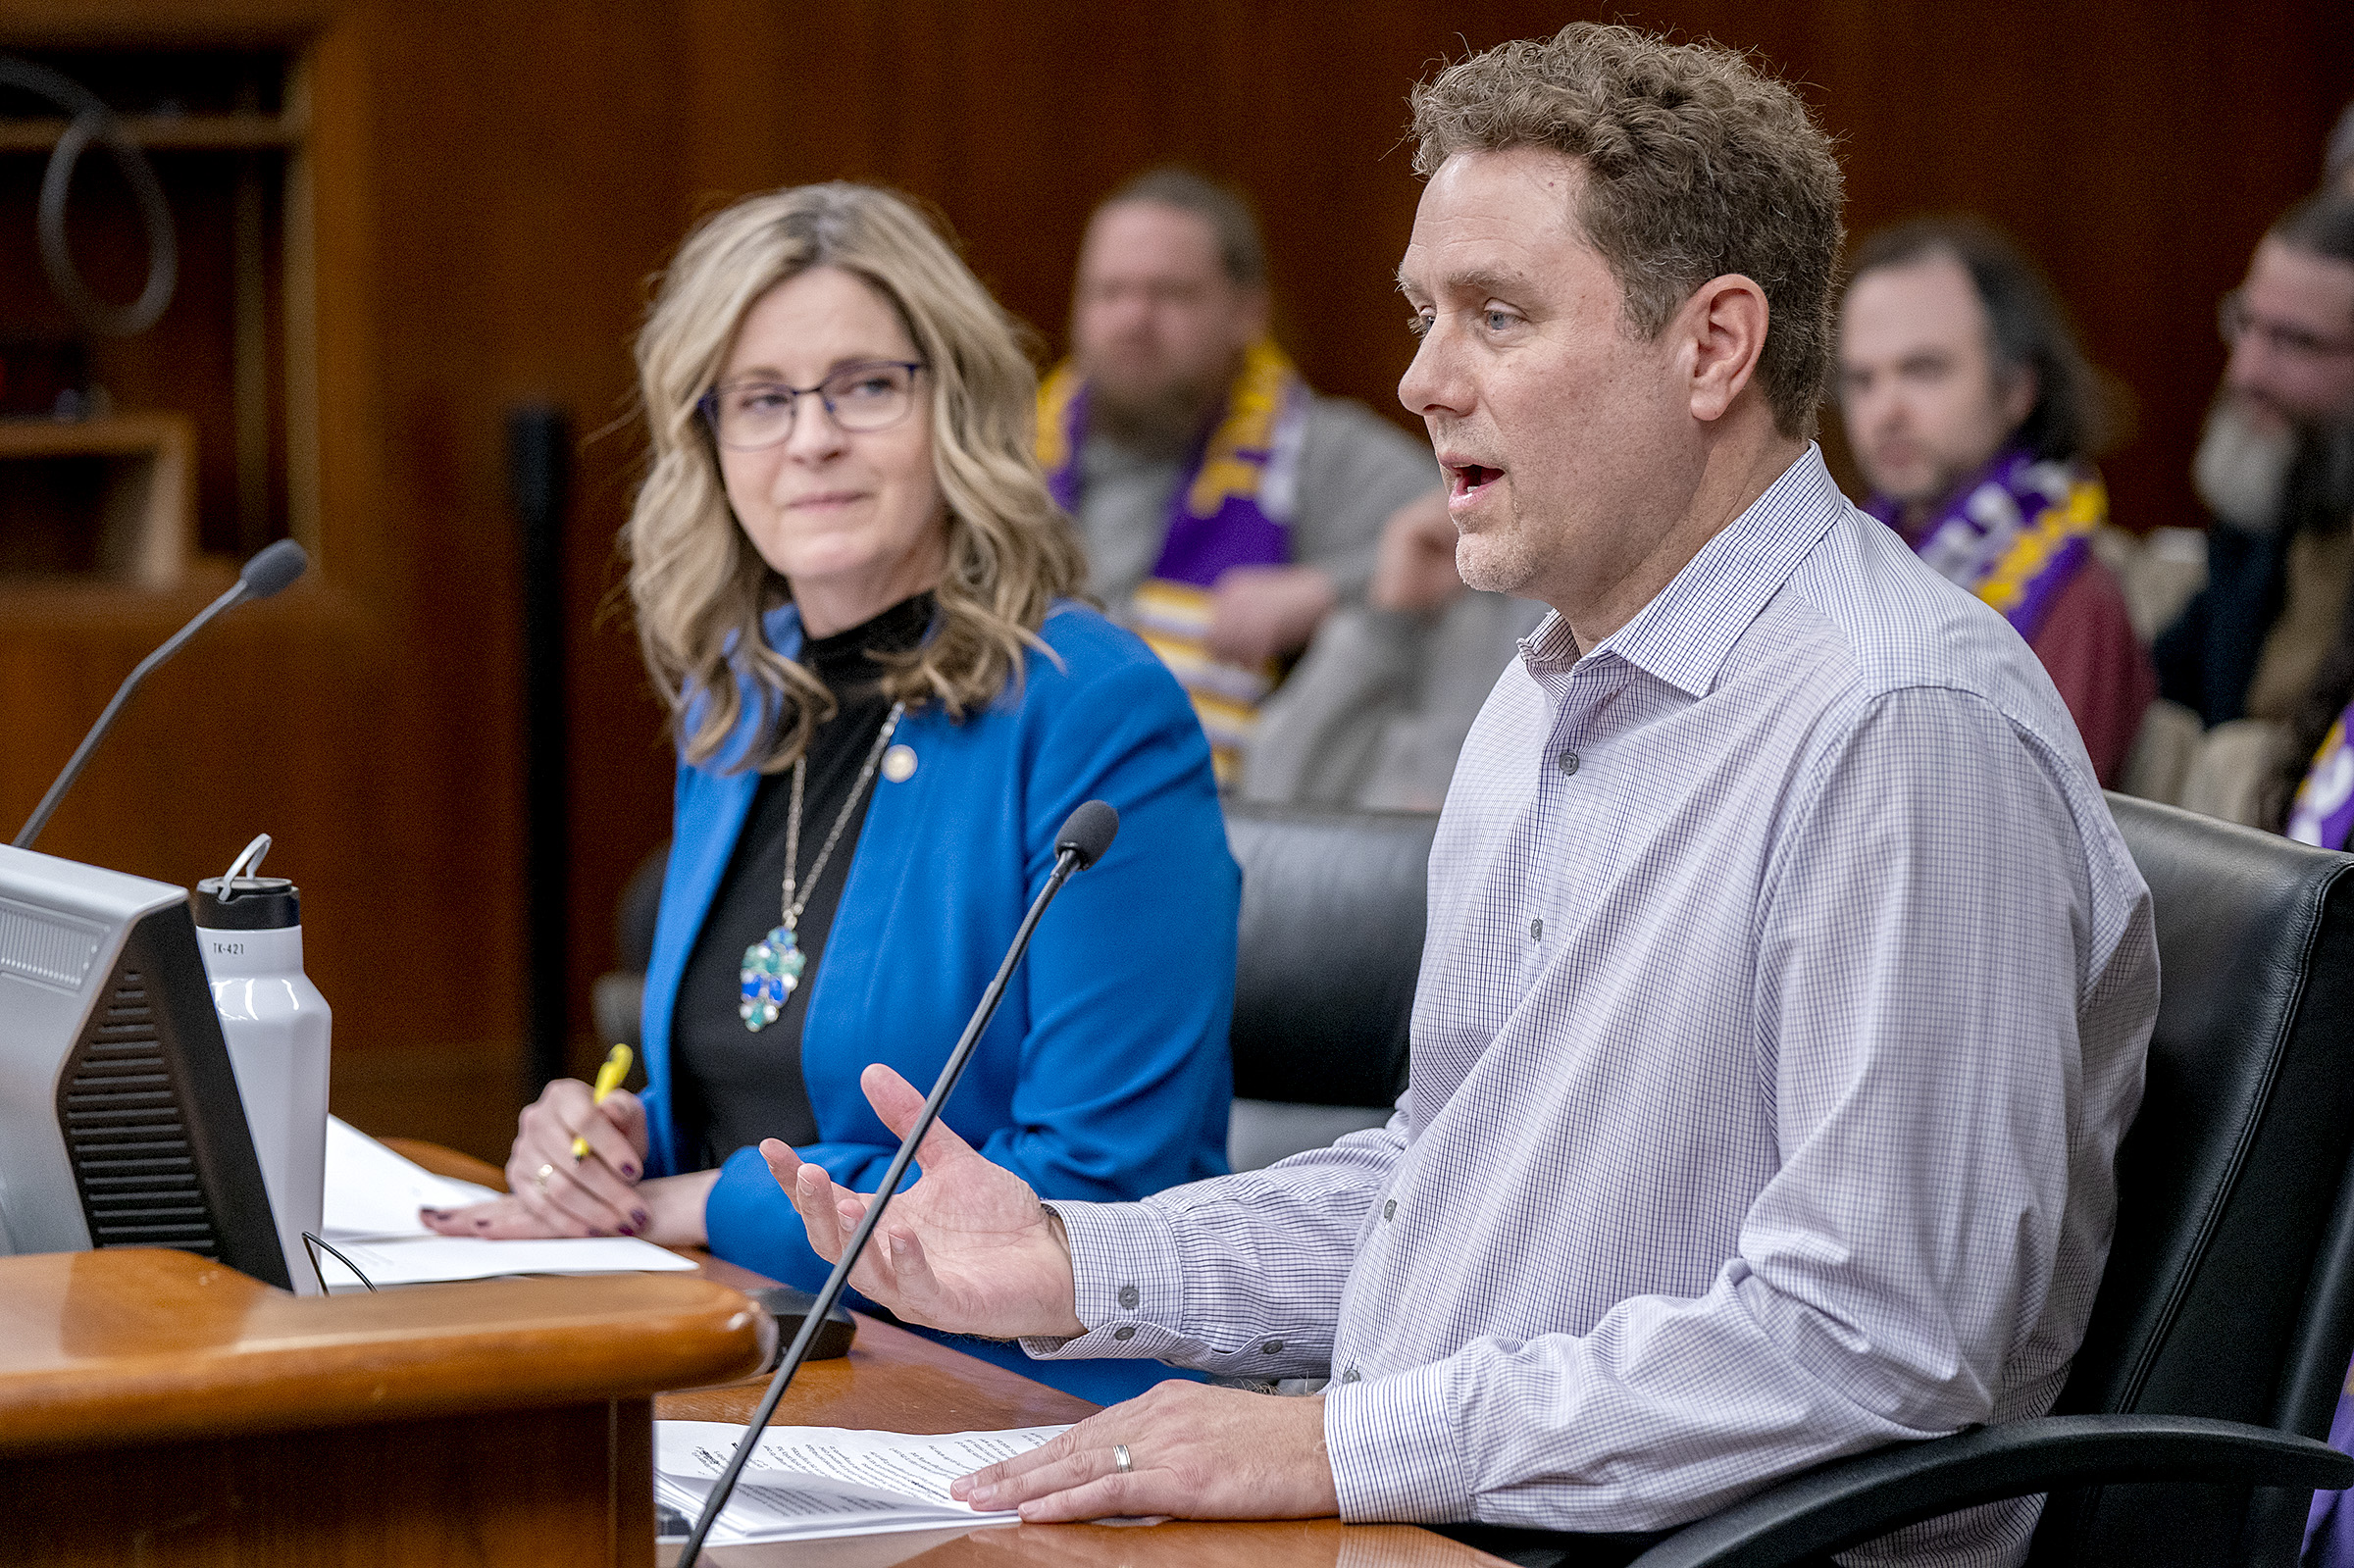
[195,835,332,1295]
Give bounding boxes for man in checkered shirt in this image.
[764,24,2159,1568]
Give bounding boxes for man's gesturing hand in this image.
[951,1383,1339,1522]
[760,1063,1085,1340]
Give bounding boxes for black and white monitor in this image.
[0,841,292,1290]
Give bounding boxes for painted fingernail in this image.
[473,1216,490,1228]
[622,1164,639,1180]
[633,1208,651,1227]
[617,1223,636,1236]
[421,1208,446,1220]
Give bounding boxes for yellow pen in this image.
[573,1043,634,1161]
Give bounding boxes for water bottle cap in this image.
[193,876,301,931]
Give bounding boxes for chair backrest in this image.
[2034,795,2354,1563]
[1221,802,1437,1108]
[617,844,667,975]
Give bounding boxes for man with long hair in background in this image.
[1838,218,2155,784]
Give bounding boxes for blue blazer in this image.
[640,599,1236,1400]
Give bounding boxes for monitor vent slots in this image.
[59,965,221,1257]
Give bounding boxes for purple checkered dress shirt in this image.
[1030,447,2158,1567]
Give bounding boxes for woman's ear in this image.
[1681,274,1771,425]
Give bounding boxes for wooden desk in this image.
[384,1139,1507,1568]
[0,1246,768,1566]
[661,1290,1505,1566]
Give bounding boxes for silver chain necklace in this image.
[739,701,904,1031]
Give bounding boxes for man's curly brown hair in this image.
[1410,24,1845,440]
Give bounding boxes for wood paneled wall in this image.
[679,0,2354,531]
[2,0,2348,1160]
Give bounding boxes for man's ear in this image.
[1998,363,2040,434]
[1233,284,1272,348]
[1679,274,1771,425]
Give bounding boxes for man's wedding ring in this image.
[534,1162,555,1191]
[1111,1443,1133,1475]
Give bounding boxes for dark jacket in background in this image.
[2155,518,2286,727]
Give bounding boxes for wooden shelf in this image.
[0,412,196,587]
[0,110,304,152]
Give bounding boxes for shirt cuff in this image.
[1018,1198,1191,1361]
[1325,1356,1473,1523]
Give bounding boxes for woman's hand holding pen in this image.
[420,1073,653,1239]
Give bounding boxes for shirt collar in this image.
[1519,444,1847,700]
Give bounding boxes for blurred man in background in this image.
[1838,218,2154,784]
[1237,497,1544,811]
[2155,195,2354,732]
[1039,169,1441,781]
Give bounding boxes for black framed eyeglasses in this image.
[2218,290,2354,363]
[698,360,927,449]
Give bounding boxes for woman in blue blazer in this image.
[428,183,1236,1402]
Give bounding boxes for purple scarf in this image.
[1867,447,2105,644]
[1036,340,1309,782]
[1037,338,1307,588]
[2287,705,2354,853]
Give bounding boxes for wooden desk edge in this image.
[0,1248,768,1454]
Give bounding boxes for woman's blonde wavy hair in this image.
[627,182,1085,773]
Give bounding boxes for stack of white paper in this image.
[654,1421,1069,1544]
[322,1115,505,1238]
[313,1117,697,1288]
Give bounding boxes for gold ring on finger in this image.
[534,1162,555,1191]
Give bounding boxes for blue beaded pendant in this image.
[740,926,806,1031]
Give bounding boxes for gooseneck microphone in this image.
[13,538,309,850]
[676,799,1121,1567]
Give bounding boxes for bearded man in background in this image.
[2157,195,2354,728]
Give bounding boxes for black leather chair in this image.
[589,844,667,1054]
[1219,795,2354,1565]
[1616,795,2354,1566]
[1221,803,1437,1169]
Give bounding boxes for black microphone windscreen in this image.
[239,539,310,598]
[1055,800,1119,869]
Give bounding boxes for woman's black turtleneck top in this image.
[670,591,932,1168]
